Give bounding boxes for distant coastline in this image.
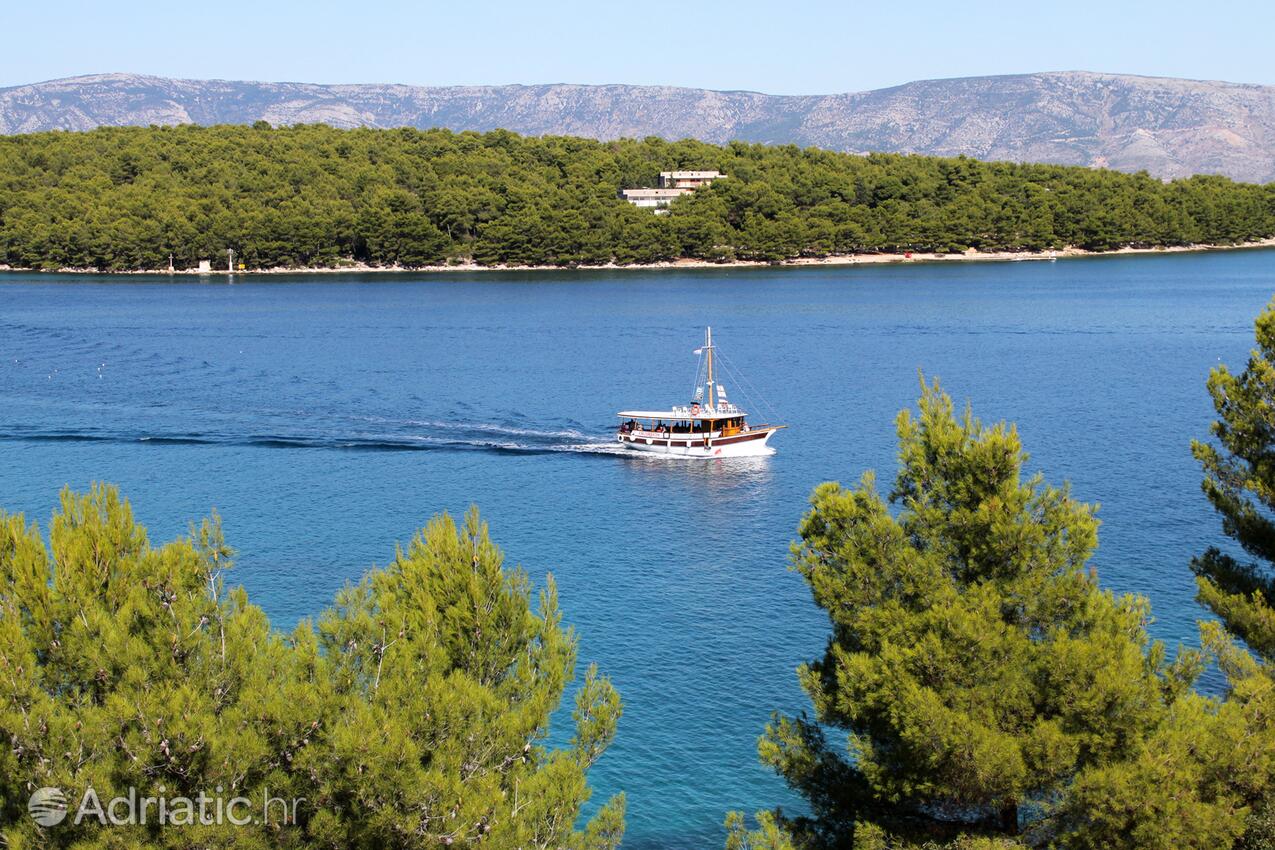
[6,127,1275,277]
[4,239,1273,277]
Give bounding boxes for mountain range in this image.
[2,71,1274,182]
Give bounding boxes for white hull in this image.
[616,428,778,458]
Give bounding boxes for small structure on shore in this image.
[621,170,724,213]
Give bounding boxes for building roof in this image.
[660,170,722,179]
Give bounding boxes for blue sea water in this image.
[1,250,1273,848]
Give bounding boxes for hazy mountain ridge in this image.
[3,71,1274,182]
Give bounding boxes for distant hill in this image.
[3,71,1275,182]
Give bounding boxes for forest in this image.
[1,123,1274,271]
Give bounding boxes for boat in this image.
[616,327,786,458]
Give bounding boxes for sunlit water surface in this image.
[2,250,1273,847]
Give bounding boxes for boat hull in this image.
[616,427,779,458]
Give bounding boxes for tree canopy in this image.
[731,380,1258,849]
[0,124,1273,271]
[1192,299,1275,848]
[1194,299,1275,662]
[0,485,623,849]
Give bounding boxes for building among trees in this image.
[619,187,690,210]
[659,170,722,189]
[621,170,725,212]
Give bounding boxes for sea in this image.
[2,249,1272,847]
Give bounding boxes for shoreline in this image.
[2,238,1273,276]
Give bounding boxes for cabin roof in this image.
[617,409,745,420]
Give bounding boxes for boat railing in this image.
[620,421,778,435]
[627,428,719,438]
[669,403,744,416]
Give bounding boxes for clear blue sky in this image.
[5,0,1273,93]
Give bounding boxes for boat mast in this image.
[705,326,714,411]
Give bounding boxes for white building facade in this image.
[621,171,725,212]
[658,170,722,189]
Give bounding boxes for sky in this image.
[3,0,1274,94]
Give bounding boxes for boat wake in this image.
[0,420,623,457]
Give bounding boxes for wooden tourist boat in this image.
[616,327,785,458]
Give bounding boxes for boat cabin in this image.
[617,405,751,439]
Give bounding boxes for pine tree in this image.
[0,486,623,849]
[733,380,1241,849]
[1192,298,1275,849]
[303,507,625,849]
[1193,298,1275,662]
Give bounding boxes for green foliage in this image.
[0,126,1273,270]
[0,486,622,849]
[741,379,1246,849]
[1193,298,1275,662]
[1191,298,1275,847]
[726,810,798,850]
[725,810,1028,850]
